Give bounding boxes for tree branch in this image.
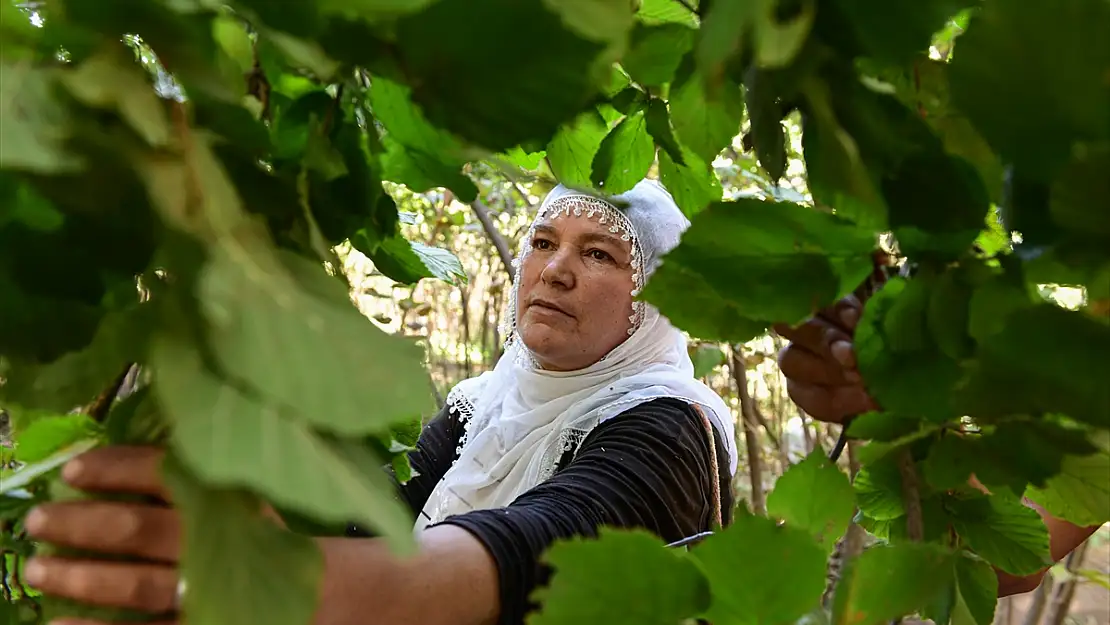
[897,448,924,542]
[471,200,515,282]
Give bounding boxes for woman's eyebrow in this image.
[578,231,627,249]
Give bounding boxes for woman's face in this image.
[515,207,636,371]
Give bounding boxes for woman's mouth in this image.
[530,299,574,318]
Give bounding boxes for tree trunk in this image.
[1020,576,1054,625]
[731,345,765,515]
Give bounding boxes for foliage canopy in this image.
[1,0,1108,624]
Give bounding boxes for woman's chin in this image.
[519,325,570,356]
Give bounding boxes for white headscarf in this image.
[415,179,738,531]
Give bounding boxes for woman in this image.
[20,179,739,625]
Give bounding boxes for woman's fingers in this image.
[25,501,180,562]
[786,379,878,424]
[63,446,170,501]
[24,557,179,614]
[777,342,860,386]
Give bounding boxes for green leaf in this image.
[644,98,685,166]
[766,450,856,552]
[163,456,323,625]
[152,336,416,553]
[642,199,876,340]
[547,109,609,188]
[14,414,99,464]
[0,438,99,495]
[830,0,978,63]
[197,245,434,437]
[1026,436,1110,527]
[531,529,709,625]
[955,552,998,625]
[669,69,744,163]
[853,454,906,521]
[636,0,699,28]
[854,277,965,422]
[591,110,655,193]
[411,241,467,285]
[690,344,726,378]
[639,261,772,342]
[947,494,1052,576]
[960,304,1110,428]
[0,62,81,174]
[831,543,956,625]
[948,0,1110,175]
[394,0,610,151]
[0,306,150,414]
[622,23,695,87]
[693,510,828,625]
[658,143,721,217]
[743,66,787,182]
[61,46,171,147]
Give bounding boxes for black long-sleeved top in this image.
[352,397,733,625]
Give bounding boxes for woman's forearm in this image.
[314,525,501,625]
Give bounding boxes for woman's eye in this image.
[532,238,553,250]
[588,249,612,262]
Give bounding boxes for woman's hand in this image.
[23,446,183,624]
[773,294,879,424]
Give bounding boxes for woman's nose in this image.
[540,249,576,288]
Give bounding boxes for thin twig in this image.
[86,364,136,423]
[471,200,516,282]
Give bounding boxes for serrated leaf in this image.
[411,241,467,286]
[153,337,416,553]
[947,494,1052,576]
[197,245,434,437]
[394,0,610,151]
[669,70,744,163]
[547,109,609,188]
[532,529,709,625]
[767,450,856,552]
[644,98,684,166]
[658,143,721,217]
[591,110,655,193]
[622,23,695,87]
[949,0,1110,174]
[693,510,827,625]
[854,277,965,422]
[853,455,906,521]
[960,304,1110,428]
[831,543,956,625]
[61,47,171,147]
[690,344,726,378]
[955,553,998,625]
[636,0,699,27]
[643,199,875,342]
[1026,442,1110,527]
[163,456,323,625]
[830,0,978,64]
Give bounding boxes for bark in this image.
[471,201,515,281]
[1044,540,1090,625]
[1020,576,1053,625]
[731,345,765,515]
